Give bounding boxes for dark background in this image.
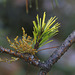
[0,0,75,75]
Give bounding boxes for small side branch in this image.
[38,31,75,75]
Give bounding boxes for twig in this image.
[37,46,59,52]
[26,0,28,13]
[0,47,40,66]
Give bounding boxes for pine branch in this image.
[0,12,75,74]
[38,31,75,75]
[0,30,75,75]
[0,47,40,66]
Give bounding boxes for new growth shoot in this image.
[33,12,60,49]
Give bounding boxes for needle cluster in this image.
[7,12,60,55]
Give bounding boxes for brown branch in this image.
[0,47,40,66]
[0,31,75,75]
[26,0,28,13]
[38,30,75,75]
[37,46,59,52]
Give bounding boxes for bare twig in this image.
[0,31,75,75]
[37,46,59,52]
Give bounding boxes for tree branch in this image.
[0,31,75,75]
[0,47,40,66]
[38,30,75,75]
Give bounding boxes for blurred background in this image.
[0,0,75,75]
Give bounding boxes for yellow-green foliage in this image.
[7,12,60,55]
[0,57,19,64]
[7,27,37,55]
[33,12,60,47]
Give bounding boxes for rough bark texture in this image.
[38,31,75,75]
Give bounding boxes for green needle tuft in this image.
[33,12,60,48]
